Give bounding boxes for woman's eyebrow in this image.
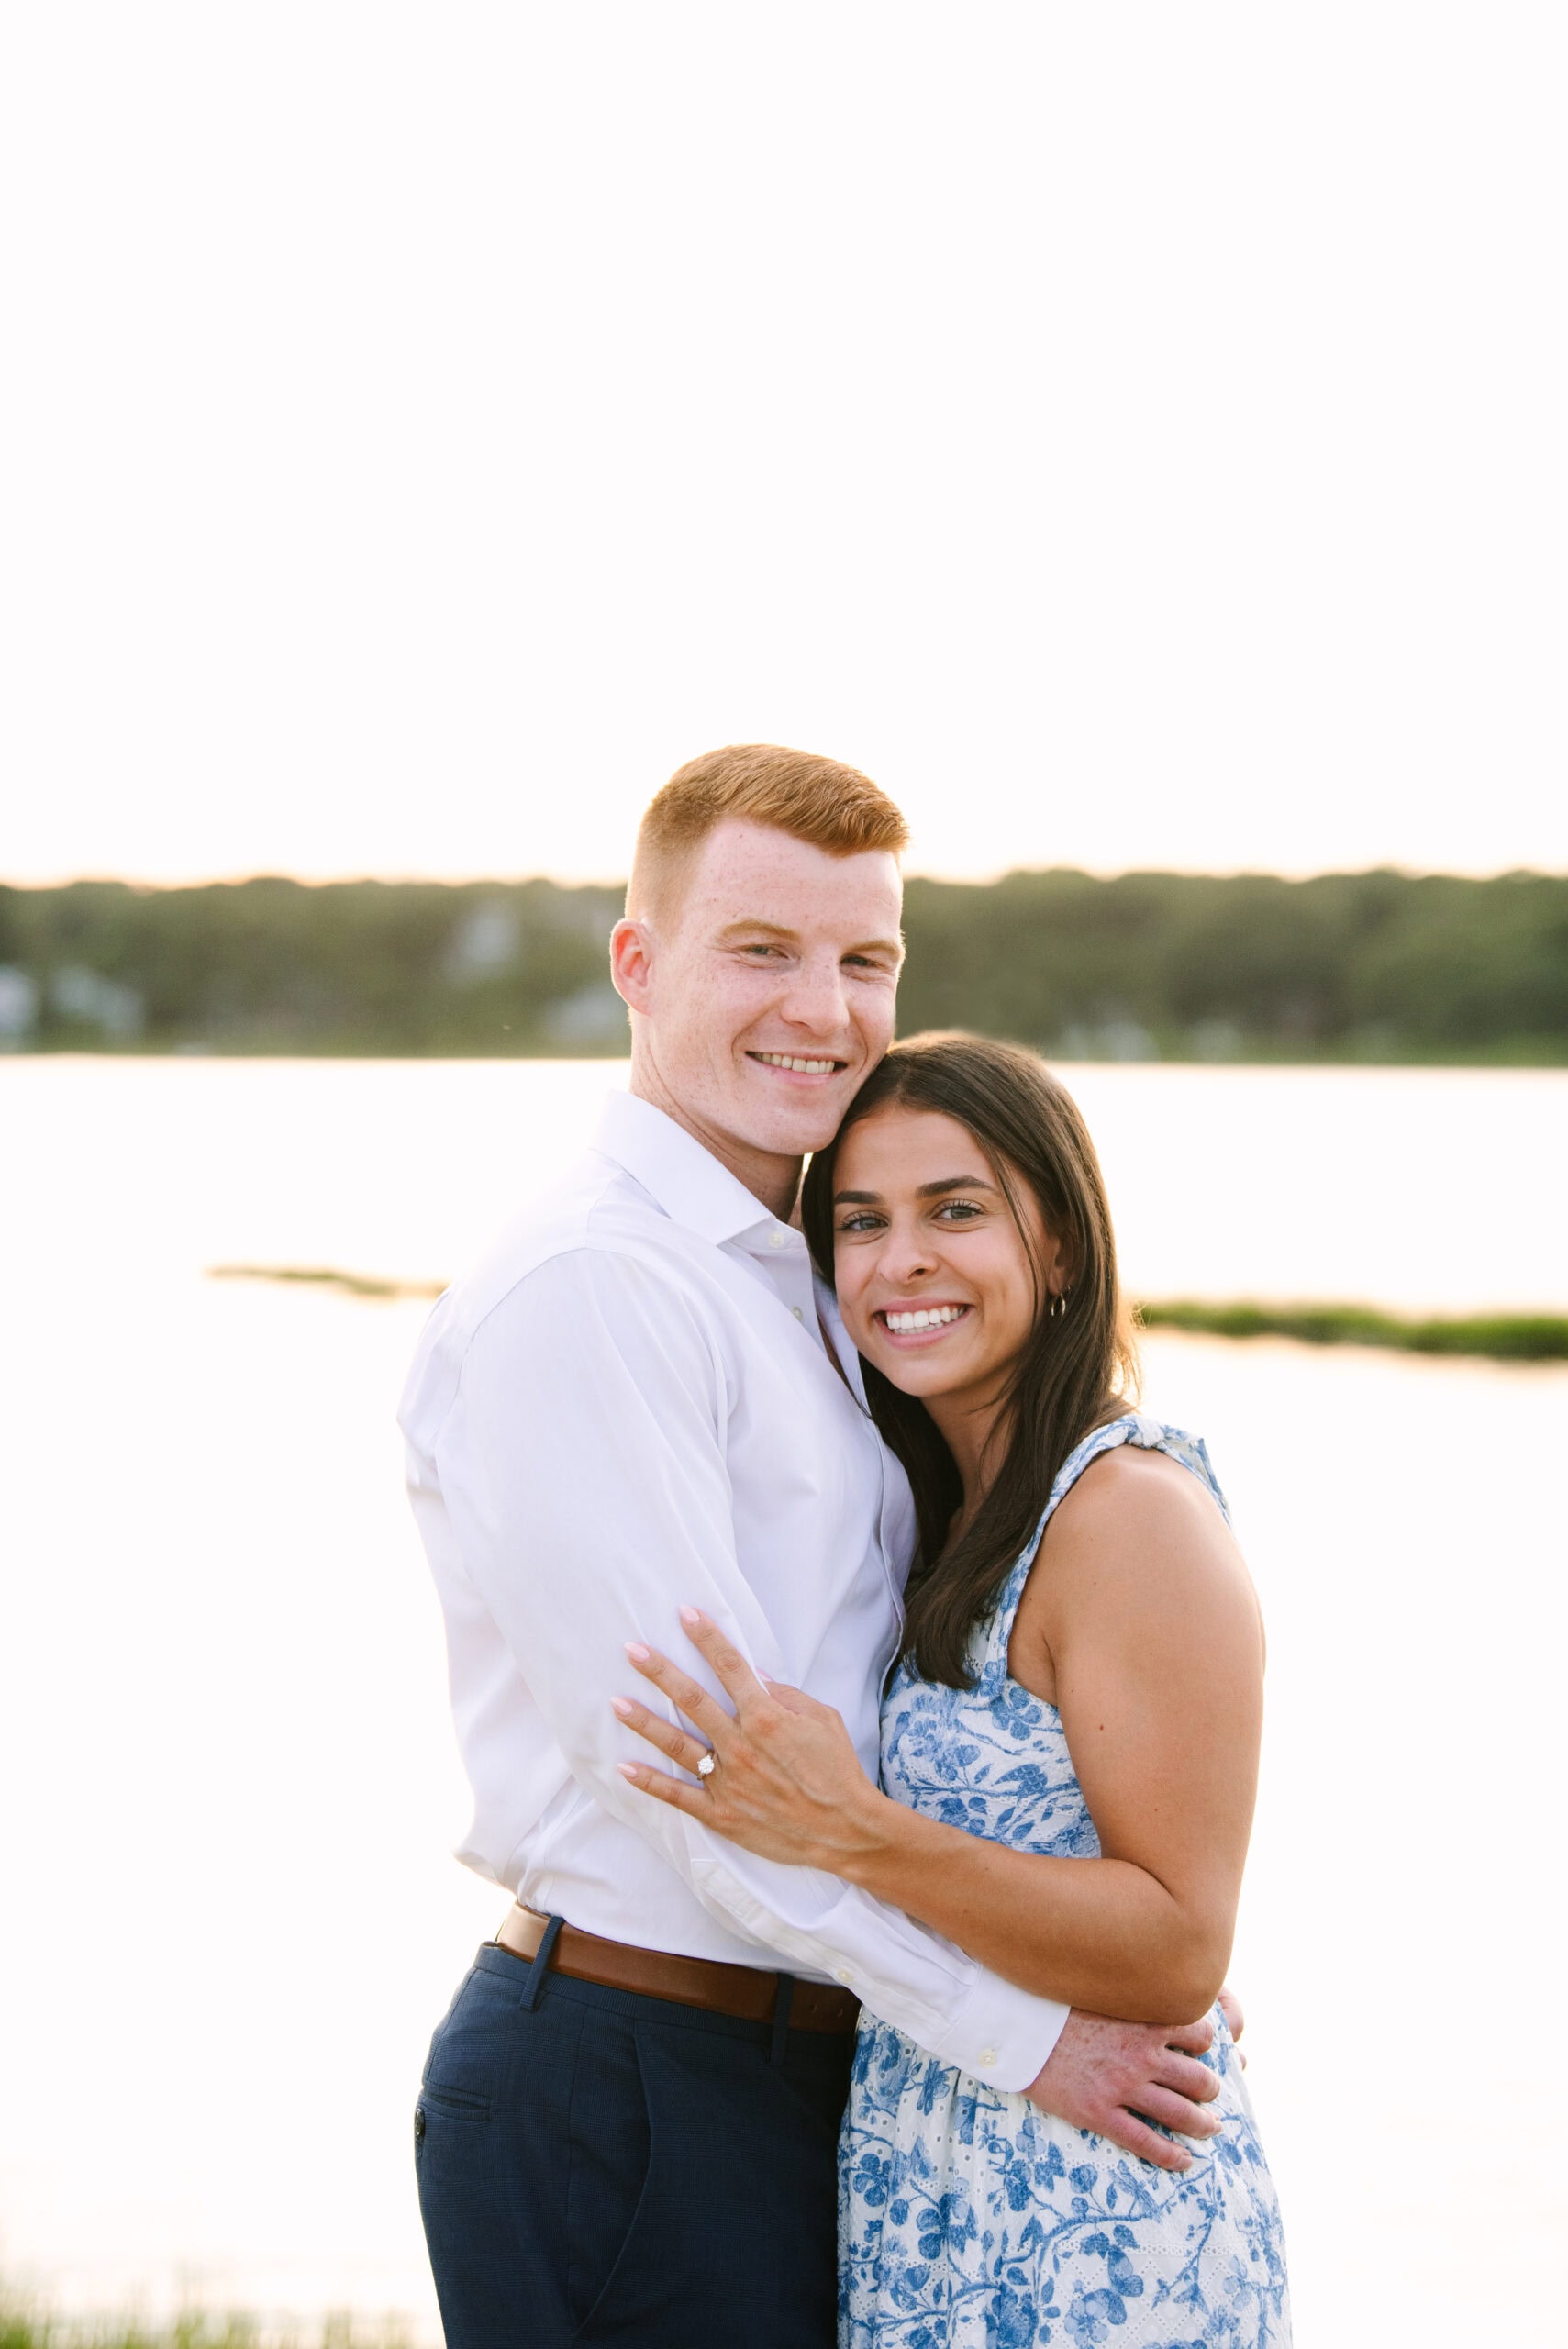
[916,1174,998,1197]
[834,1174,998,1207]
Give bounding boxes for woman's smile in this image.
[873,1300,974,1344]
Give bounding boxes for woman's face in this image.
[829,1104,1068,1405]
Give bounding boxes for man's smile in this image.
[746,1050,849,1079]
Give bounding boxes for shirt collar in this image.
[816,1274,871,1406]
[591,1090,786,1250]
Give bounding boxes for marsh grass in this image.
[1137,1298,1568,1361]
[207,1266,445,1302]
[0,2315,417,2349]
[207,1263,1568,1362]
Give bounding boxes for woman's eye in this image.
[935,1200,983,1221]
[836,1213,883,1235]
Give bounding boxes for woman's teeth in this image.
[752,1052,840,1074]
[882,1305,968,1333]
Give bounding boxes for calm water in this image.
[2,1060,1564,2343]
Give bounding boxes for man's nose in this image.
[779,955,850,1035]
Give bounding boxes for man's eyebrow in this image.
[712,919,905,962]
[714,918,800,944]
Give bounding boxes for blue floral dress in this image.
[839,1414,1291,2348]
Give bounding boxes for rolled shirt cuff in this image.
[691,1852,1072,2097]
[929,1967,1071,2094]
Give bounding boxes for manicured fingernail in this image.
[616,1761,639,1781]
[679,1605,702,1628]
[625,1642,651,1663]
[611,1697,636,1719]
[757,1669,775,1685]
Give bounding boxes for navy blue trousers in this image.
[415,1930,854,2347]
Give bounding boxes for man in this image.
[399,744,1225,2348]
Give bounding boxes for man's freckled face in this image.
[642,821,905,1163]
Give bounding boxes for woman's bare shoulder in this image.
[1014,1437,1262,1697]
[1040,1441,1251,1610]
[1053,1440,1224,1533]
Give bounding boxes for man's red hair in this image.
[628,743,909,920]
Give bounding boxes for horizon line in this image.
[6,859,1567,893]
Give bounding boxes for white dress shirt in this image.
[398,1089,1068,2090]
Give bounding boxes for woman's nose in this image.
[879,1227,936,1282]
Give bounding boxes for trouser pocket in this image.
[419,1951,524,2118]
[565,2011,654,2337]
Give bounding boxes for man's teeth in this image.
[883,1306,968,1333]
[753,1052,840,1074]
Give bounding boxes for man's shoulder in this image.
[444,1152,681,1322]
[399,1150,715,1433]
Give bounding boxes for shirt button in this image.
[979,2048,998,2067]
[791,1306,803,1321]
[835,1965,853,1986]
[768,1229,789,1249]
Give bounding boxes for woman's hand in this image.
[613,1607,891,1872]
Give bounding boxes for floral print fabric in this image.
[840,1414,1291,2347]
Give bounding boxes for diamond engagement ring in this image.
[695,1752,717,1779]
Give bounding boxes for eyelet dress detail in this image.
[839,1413,1291,2347]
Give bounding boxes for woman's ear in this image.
[1042,1226,1078,1299]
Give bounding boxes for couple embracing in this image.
[399,744,1290,2347]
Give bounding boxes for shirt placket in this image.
[739,1221,817,1329]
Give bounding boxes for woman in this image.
[617,1034,1290,2347]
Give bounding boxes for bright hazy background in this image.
[4,2,1565,890]
[5,14,1568,2343]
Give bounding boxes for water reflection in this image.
[1,1062,1563,2347]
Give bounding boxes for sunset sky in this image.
[4,5,1564,886]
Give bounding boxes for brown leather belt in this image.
[494,1904,861,2035]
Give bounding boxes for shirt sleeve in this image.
[428,1243,1069,2092]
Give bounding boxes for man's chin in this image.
[758,1115,850,1159]
[732,1069,862,1151]
[730,1093,856,1159]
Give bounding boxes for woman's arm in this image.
[616,1450,1264,2024]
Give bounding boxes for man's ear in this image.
[609,918,655,1015]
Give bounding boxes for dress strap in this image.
[976,1414,1230,1671]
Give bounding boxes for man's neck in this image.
[628,1063,802,1225]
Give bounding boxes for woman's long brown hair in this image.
[802,1033,1139,1688]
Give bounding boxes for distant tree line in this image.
[1,868,1563,1063]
